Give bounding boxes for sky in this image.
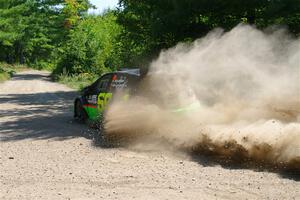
[89,0,119,14]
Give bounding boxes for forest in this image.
[0,0,300,85]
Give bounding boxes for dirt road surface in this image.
[0,70,299,200]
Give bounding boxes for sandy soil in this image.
[0,70,299,200]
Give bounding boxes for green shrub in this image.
[0,71,9,82]
[0,62,29,82]
[30,60,55,71]
[53,11,122,76]
[55,73,98,90]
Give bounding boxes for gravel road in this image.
[0,70,299,200]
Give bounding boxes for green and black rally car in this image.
[74,68,201,126]
[74,69,140,123]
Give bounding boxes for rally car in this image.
[74,69,140,123]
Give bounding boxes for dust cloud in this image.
[104,24,300,169]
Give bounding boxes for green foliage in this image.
[0,0,91,65]
[0,63,10,82]
[0,62,27,82]
[56,72,97,90]
[0,0,299,82]
[54,11,122,75]
[117,0,300,67]
[63,0,92,29]
[0,71,9,82]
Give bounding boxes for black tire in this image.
[75,100,87,123]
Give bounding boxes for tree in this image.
[117,0,300,68]
[0,0,92,65]
[54,11,123,75]
[0,0,29,63]
[63,0,92,29]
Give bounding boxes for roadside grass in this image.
[0,71,10,82]
[0,63,28,82]
[0,62,97,91]
[55,73,98,91]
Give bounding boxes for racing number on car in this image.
[97,93,112,112]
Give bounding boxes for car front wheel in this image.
[75,100,87,123]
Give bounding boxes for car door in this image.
[96,74,113,113]
[82,74,112,120]
[82,79,100,120]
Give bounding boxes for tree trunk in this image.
[14,41,25,64]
